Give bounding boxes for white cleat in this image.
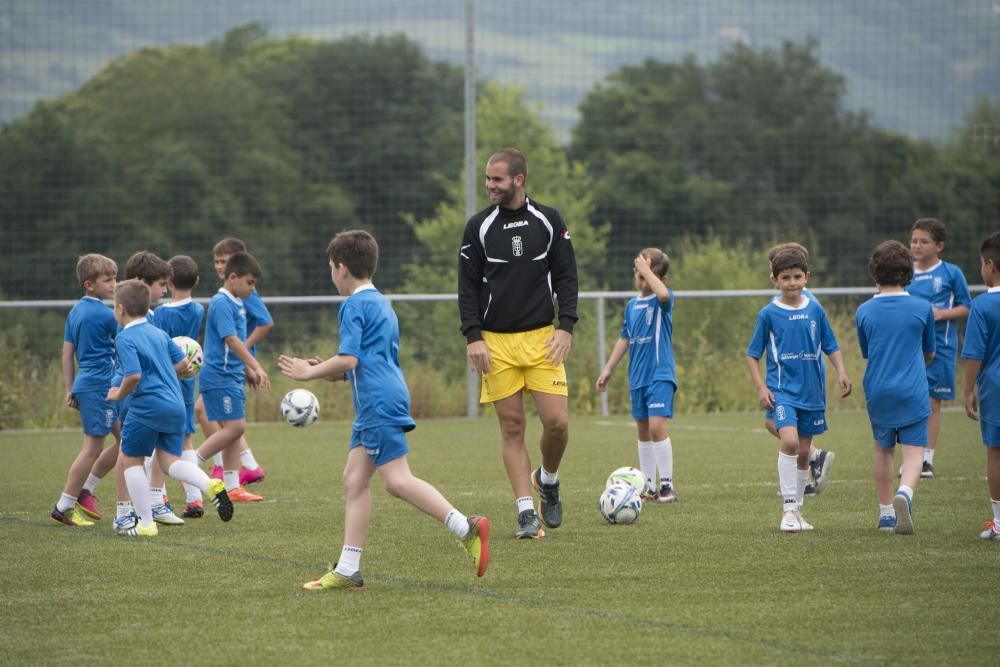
[780,510,813,532]
[152,503,185,525]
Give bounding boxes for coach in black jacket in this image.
[458,147,578,540]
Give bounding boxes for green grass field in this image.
[1,411,996,666]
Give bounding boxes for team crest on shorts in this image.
[104,409,114,428]
[223,396,233,414]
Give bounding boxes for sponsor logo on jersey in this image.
[512,235,524,257]
[503,220,529,230]
[788,313,809,320]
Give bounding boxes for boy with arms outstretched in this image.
[107,280,232,536]
[908,218,971,477]
[596,248,678,503]
[960,231,1000,541]
[746,248,852,532]
[278,230,490,589]
[856,241,936,534]
[152,255,207,518]
[51,254,119,526]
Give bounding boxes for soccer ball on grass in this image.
[599,482,643,524]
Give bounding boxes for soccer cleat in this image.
[641,490,659,503]
[228,486,263,503]
[113,512,138,534]
[210,465,224,481]
[811,450,835,494]
[878,514,897,533]
[514,509,545,539]
[530,467,562,528]
[240,466,265,486]
[207,479,234,522]
[920,461,935,479]
[893,493,914,534]
[303,565,364,591]
[779,510,813,532]
[182,499,205,519]
[76,489,102,520]
[803,483,817,497]
[461,515,492,577]
[656,483,677,504]
[979,521,1000,541]
[152,502,185,525]
[50,506,95,527]
[118,522,159,538]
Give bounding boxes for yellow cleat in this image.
[303,566,364,591]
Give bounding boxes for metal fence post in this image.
[597,296,608,417]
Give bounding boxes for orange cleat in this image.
[227,486,264,502]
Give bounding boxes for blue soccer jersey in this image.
[856,293,936,427]
[961,288,1000,426]
[746,296,839,411]
[243,290,272,357]
[152,298,205,404]
[114,320,186,433]
[908,261,971,360]
[199,288,248,391]
[64,296,118,394]
[338,285,416,432]
[621,292,676,390]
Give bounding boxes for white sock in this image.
[637,440,656,492]
[879,503,894,518]
[124,466,153,526]
[223,470,240,492]
[539,466,558,485]
[924,449,935,464]
[809,448,821,463]
[516,496,534,514]
[652,437,673,487]
[168,460,210,493]
[56,493,77,513]
[897,484,914,501]
[116,500,133,520]
[196,451,206,465]
[335,546,363,575]
[213,453,224,467]
[83,474,101,493]
[149,486,165,508]
[181,451,204,502]
[992,498,1000,525]
[445,509,470,539]
[240,449,260,470]
[777,452,797,510]
[143,456,153,478]
[796,467,809,507]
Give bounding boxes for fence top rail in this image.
[0,285,987,309]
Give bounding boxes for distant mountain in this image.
[2,0,997,140]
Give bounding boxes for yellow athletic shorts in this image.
[480,326,568,403]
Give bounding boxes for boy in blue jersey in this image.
[51,254,120,527]
[152,255,207,518]
[746,249,852,532]
[857,241,936,535]
[596,248,678,503]
[195,237,271,490]
[106,280,232,536]
[278,230,491,590]
[909,218,971,478]
[960,231,1000,541]
[193,252,271,502]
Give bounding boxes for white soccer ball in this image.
[599,482,643,525]
[606,466,646,494]
[281,388,319,427]
[172,336,203,377]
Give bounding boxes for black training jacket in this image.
[458,197,579,343]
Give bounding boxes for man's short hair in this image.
[912,218,946,244]
[767,242,809,265]
[76,254,117,288]
[124,251,171,284]
[981,231,1000,267]
[168,255,199,290]
[770,247,809,276]
[213,237,248,257]
[640,247,670,278]
[223,252,262,280]
[869,240,914,287]
[487,147,527,181]
[326,230,379,280]
[115,279,150,316]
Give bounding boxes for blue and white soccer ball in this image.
[606,466,645,494]
[171,336,203,378]
[280,388,319,427]
[599,482,643,525]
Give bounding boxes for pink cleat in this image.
[240,466,265,486]
[76,489,102,520]
[210,465,224,481]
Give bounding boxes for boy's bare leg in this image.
[874,444,896,505]
[378,455,452,521]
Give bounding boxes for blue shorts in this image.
[183,402,196,435]
[926,356,955,400]
[121,418,184,458]
[75,390,117,437]
[773,404,828,437]
[350,426,411,467]
[872,418,929,448]
[201,386,246,422]
[980,421,1000,448]
[764,409,775,422]
[630,381,676,420]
